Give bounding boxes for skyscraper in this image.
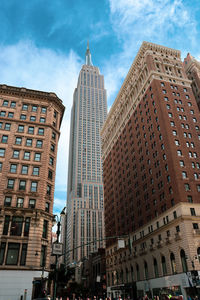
[101,42,200,299]
[66,43,107,264]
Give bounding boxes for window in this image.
[13,150,19,158]
[34,153,41,161]
[54,110,57,118]
[28,126,34,134]
[29,199,36,208]
[48,170,53,180]
[52,132,56,140]
[0,111,6,117]
[187,196,193,203]
[190,208,196,216]
[182,171,187,179]
[38,128,44,135]
[3,100,8,107]
[47,184,51,195]
[4,196,12,207]
[45,202,50,212]
[0,242,6,265]
[49,157,54,166]
[6,243,20,265]
[11,216,23,235]
[0,148,5,157]
[23,151,30,160]
[166,104,171,109]
[31,181,38,192]
[177,150,182,156]
[2,135,8,143]
[51,144,55,152]
[20,114,26,120]
[42,220,48,238]
[20,244,27,266]
[161,256,167,275]
[168,112,173,118]
[16,197,24,208]
[10,101,16,108]
[170,121,175,127]
[175,140,179,146]
[10,164,17,173]
[180,249,188,272]
[197,185,200,192]
[0,162,2,172]
[40,117,46,123]
[0,122,2,128]
[3,216,10,235]
[193,223,199,229]
[21,165,28,175]
[36,140,43,148]
[170,253,176,274]
[32,105,38,112]
[26,138,32,147]
[193,118,197,123]
[5,123,11,131]
[19,180,26,191]
[22,104,28,111]
[41,107,47,113]
[194,173,198,180]
[24,218,30,237]
[32,167,39,176]
[30,116,36,122]
[40,245,46,267]
[184,183,190,191]
[18,125,24,132]
[7,179,15,189]
[15,137,22,145]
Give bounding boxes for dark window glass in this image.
[7,179,15,189]
[38,128,44,135]
[13,150,19,158]
[0,122,3,128]
[52,132,56,140]
[32,167,39,176]
[41,107,47,113]
[42,220,48,238]
[29,199,36,208]
[31,181,37,192]
[36,140,43,148]
[2,135,8,143]
[26,138,32,147]
[40,117,46,123]
[15,137,22,145]
[10,101,16,108]
[18,125,24,132]
[47,184,51,195]
[51,144,55,152]
[24,217,30,237]
[30,116,36,121]
[34,153,41,161]
[3,100,8,107]
[48,170,53,180]
[40,245,46,267]
[0,148,5,157]
[23,151,30,160]
[28,126,34,134]
[49,157,54,166]
[6,243,20,265]
[21,165,28,175]
[16,197,24,207]
[10,217,23,236]
[0,242,6,265]
[3,215,10,235]
[10,164,17,173]
[0,111,6,117]
[20,244,27,266]
[4,196,12,207]
[8,112,14,118]
[0,162,2,172]
[45,202,50,213]
[20,114,26,120]
[19,180,26,191]
[5,123,11,131]
[22,104,28,111]
[32,105,38,112]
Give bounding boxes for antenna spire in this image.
[85,41,93,66]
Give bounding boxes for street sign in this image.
[52,242,63,255]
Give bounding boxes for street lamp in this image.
[52,209,66,300]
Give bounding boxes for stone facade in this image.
[0,84,64,300]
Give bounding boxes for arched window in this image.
[170,252,176,274]
[144,261,148,279]
[126,268,129,283]
[154,258,159,277]
[136,263,140,281]
[161,255,167,275]
[131,265,134,282]
[180,249,188,272]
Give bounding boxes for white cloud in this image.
[104,0,197,104]
[0,40,82,201]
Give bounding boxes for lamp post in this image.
[52,209,66,300]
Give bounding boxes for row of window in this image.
[1,100,47,114]
[6,179,52,195]
[0,149,42,161]
[4,196,50,211]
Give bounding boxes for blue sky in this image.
[0,0,200,214]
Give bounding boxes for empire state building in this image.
[66,43,107,263]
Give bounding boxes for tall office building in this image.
[0,84,64,300]
[66,44,107,264]
[101,42,200,299]
[184,53,200,110]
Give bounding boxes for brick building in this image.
[101,42,200,299]
[184,53,200,111]
[0,84,64,300]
